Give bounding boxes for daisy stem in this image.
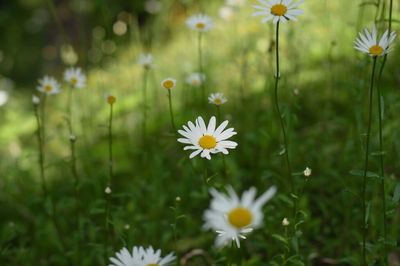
[198,32,206,105]
[67,87,81,262]
[142,68,149,144]
[105,102,114,262]
[273,22,296,219]
[35,96,68,253]
[34,102,47,199]
[375,1,393,264]
[167,90,177,134]
[362,57,377,266]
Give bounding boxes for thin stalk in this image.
[142,69,149,144]
[362,57,377,265]
[198,32,206,104]
[105,102,114,262]
[67,87,81,263]
[35,97,68,253]
[375,1,393,264]
[273,22,296,216]
[167,90,177,134]
[34,104,48,199]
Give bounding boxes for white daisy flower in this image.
[109,246,142,266]
[161,78,177,90]
[354,26,396,57]
[185,72,205,87]
[186,14,213,32]
[208,93,227,106]
[138,53,154,70]
[141,246,176,266]
[203,186,277,248]
[252,0,304,24]
[177,116,238,160]
[64,67,86,89]
[36,76,61,95]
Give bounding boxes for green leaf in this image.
[271,234,288,245]
[349,170,381,179]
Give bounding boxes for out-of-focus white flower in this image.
[36,76,61,95]
[185,72,205,87]
[105,187,112,194]
[32,95,40,105]
[303,167,312,177]
[282,217,290,226]
[208,92,227,106]
[0,90,9,106]
[186,14,213,32]
[64,67,86,89]
[161,78,177,90]
[219,6,235,21]
[204,186,277,247]
[138,53,154,70]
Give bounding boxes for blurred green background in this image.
[0,0,399,265]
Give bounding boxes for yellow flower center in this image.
[147,264,159,266]
[369,45,384,56]
[70,77,78,86]
[228,207,253,229]
[163,80,175,89]
[107,95,116,105]
[271,4,287,16]
[213,98,222,105]
[44,85,53,92]
[196,22,206,30]
[198,135,217,149]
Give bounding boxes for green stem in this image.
[273,22,296,222]
[105,103,114,263]
[35,97,68,254]
[168,90,177,134]
[67,87,81,263]
[362,57,377,265]
[142,69,149,144]
[375,1,392,264]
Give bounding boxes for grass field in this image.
[0,0,399,265]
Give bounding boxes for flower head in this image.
[303,167,312,177]
[32,95,40,105]
[354,26,396,57]
[186,14,213,32]
[64,67,86,89]
[109,246,142,266]
[204,186,277,247]
[185,72,205,87]
[141,246,176,266]
[161,78,177,90]
[177,116,237,160]
[138,53,154,70]
[109,246,175,266]
[208,93,227,106]
[36,76,61,95]
[105,94,116,105]
[252,0,304,24]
